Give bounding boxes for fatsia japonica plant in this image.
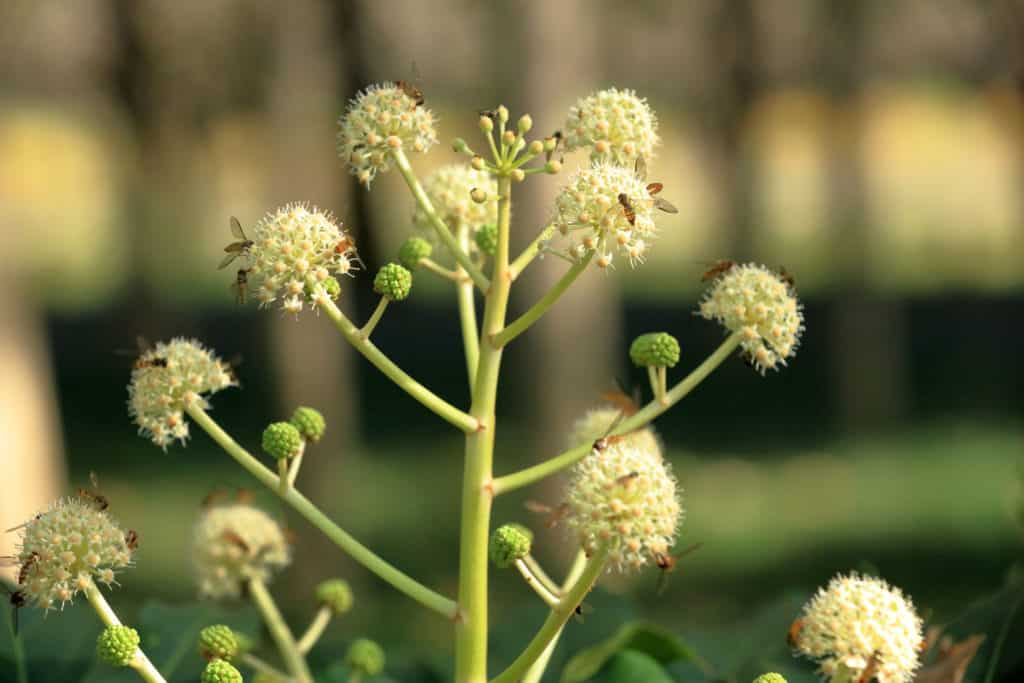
[7,84,962,683]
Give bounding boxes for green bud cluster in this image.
[489,524,533,569]
[316,578,354,614]
[752,674,787,683]
[201,658,243,683]
[629,332,680,368]
[96,625,140,667]
[374,263,413,301]
[399,237,433,270]
[474,223,498,257]
[261,422,303,460]
[290,406,326,443]
[198,624,239,661]
[346,638,385,676]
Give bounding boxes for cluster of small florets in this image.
[96,625,140,667]
[127,338,236,449]
[489,524,533,569]
[570,407,662,460]
[14,498,134,610]
[412,164,497,257]
[698,264,804,373]
[246,203,357,314]
[552,163,658,268]
[565,441,681,572]
[192,503,291,600]
[564,88,659,165]
[337,82,438,186]
[795,573,923,683]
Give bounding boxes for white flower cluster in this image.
[337,82,438,187]
[795,573,923,683]
[247,203,358,314]
[698,263,803,373]
[128,338,236,449]
[565,440,681,572]
[192,503,291,600]
[14,498,134,609]
[552,162,659,268]
[565,88,659,165]
[412,164,497,256]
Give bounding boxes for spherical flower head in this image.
[489,524,533,569]
[96,625,140,667]
[629,332,680,368]
[201,658,243,683]
[412,164,498,257]
[261,422,303,461]
[337,82,438,187]
[199,624,239,661]
[698,263,804,374]
[752,674,787,683]
[569,407,662,460]
[795,573,923,683]
[246,203,358,313]
[346,638,385,676]
[316,578,354,615]
[373,263,412,301]
[565,88,659,165]
[398,236,433,270]
[15,497,134,610]
[128,338,237,450]
[290,406,326,443]
[553,162,659,268]
[565,442,681,572]
[474,223,498,257]
[192,503,291,600]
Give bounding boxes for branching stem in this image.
[359,297,389,340]
[514,559,560,607]
[296,606,333,655]
[248,576,313,683]
[83,580,167,683]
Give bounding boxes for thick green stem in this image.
[521,551,588,683]
[456,223,480,395]
[491,332,743,494]
[509,225,556,281]
[248,576,313,683]
[315,294,479,434]
[491,254,592,348]
[359,297,390,340]
[490,547,609,683]
[186,404,458,619]
[297,606,333,654]
[455,174,513,683]
[391,147,489,291]
[83,581,167,683]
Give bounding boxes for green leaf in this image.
[587,650,674,683]
[560,621,695,683]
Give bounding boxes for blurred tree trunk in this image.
[822,3,909,432]
[266,0,359,595]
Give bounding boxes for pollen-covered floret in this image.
[552,162,659,268]
[192,503,291,600]
[795,573,923,683]
[412,164,497,258]
[96,625,140,667]
[569,407,662,460]
[14,497,135,610]
[337,82,438,187]
[246,203,358,313]
[565,441,681,573]
[698,263,804,374]
[564,88,659,165]
[127,338,236,450]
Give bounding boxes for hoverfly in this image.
[617,193,636,227]
[786,617,803,648]
[221,530,251,555]
[231,268,251,305]
[124,530,139,551]
[634,155,679,215]
[17,552,38,586]
[653,542,703,595]
[118,336,168,370]
[776,266,796,289]
[218,216,254,270]
[397,62,425,108]
[524,500,570,529]
[77,472,109,511]
[700,259,736,282]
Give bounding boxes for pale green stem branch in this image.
[420,258,462,283]
[239,653,290,681]
[514,559,559,607]
[508,225,556,281]
[391,147,489,291]
[296,606,333,655]
[286,448,305,488]
[657,366,668,404]
[314,294,479,434]
[83,581,167,683]
[490,547,609,683]
[491,332,743,494]
[186,404,459,619]
[521,551,588,683]
[485,129,501,165]
[456,223,480,396]
[277,459,290,496]
[491,253,593,348]
[248,576,313,683]
[647,366,661,403]
[522,554,559,597]
[359,297,389,340]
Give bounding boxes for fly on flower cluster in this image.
[218,217,254,305]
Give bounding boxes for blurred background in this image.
[1,0,1023,675]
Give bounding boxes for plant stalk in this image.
[359,297,389,340]
[521,551,588,683]
[456,222,480,395]
[83,580,167,683]
[297,606,332,655]
[247,576,313,683]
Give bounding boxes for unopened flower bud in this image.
[471,156,486,171]
[528,140,544,155]
[475,223,498,257]
[290,406,326,443]
[502,130,516,146]
[199,624,239,661]
[346,638,385,676]
[544,160,562,174]
[452,137,470,154]
[479,116,494,133]
[517,114,533,133]
[752,675,787,683]
[97,625,140,667]
[543,136,558,152]
[316,578,354,614]
[629,332,680,368]
[373,263,413,301]
[398,236,433,270]
[468,187,487,204]
[511,168,526,183]
[201,658,242,683]
[489,524,533,569]
[496,105,509,124]
[261,422,303,461]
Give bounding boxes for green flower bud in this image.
[511,168,525,183]
[528,140,544,155]
[321,276,341,299]
[202,658,243,683]
[346,638,385,676]
[479,115,494,133]
[489,524,533,569]
[629,332,680,368]
[471,155,486,171]
[518,114,533,134]
[502,130,517,146]
[261,422,303,461]
[752,675,787,683]
[398,237,433,270]
[290,406,326,443]
[316,578,354,614]
[452,137,470,154]
[199,624,239,661]
[373,263,412,301]
[544,160,562,174]
[474,224,498,257]
[96,625,140,667]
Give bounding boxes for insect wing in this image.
[218,251,240,270]
[230,216,247,241]
[634,155,648,181]
[652,197,679,214]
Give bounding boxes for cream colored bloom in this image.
[564,88,659,164]
[192,503,291,599]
